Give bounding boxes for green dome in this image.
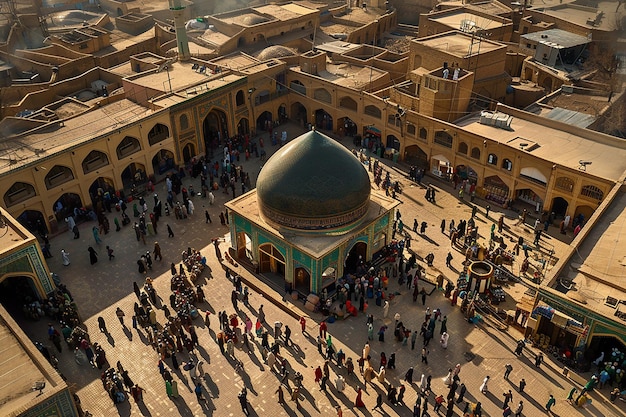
[257,130,371,230]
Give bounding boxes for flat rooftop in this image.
[428,9,509,31]
[553,187,626,319]
[0,99,152,175]
[0,304,67,417]
[415,31,504,58]
[521,28,590,48]
[291,63,388,90]
[455,105,626,182]
[536,4,615,31]
[226,189,398,258]
[125,62,245,94]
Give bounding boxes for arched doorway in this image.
[483,176,510,206]
[314,109,333,130]
[182,143,195,164]
[152,149,175,176]
[338,117,356,137]
[202,109,228,155]
[404,145,428,169]
[0,275,44,313]
[236,231,253,261]
[121,162,146,189]
[551,196,569,217]
[291,102,308,128]
[386,135,400,151]
[89,177,115,202]
[455,165,478,183]
[16,210,47,236]
[277,104,287,123]
[237,118,250,135]
[516,189,543,212]
[294,267,311,294]
[345,241,367,273]
[259,243,285,276]
[574,205,595,225]
[52,193,83,221]
[542,77,553,93]
[256,111,273,133]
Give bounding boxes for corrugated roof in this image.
[544,107,596,128]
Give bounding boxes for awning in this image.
[532,302,554,319]
[551,310,570,328]
[520,167,547,184]
[516,296,535,313]
[432,154,450,164]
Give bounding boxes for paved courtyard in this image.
[13,123,626,416]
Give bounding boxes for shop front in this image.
[516,188,544,213]
[483,175,509,206]
[531,302,589,361]
[431,154,452,180]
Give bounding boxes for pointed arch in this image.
[339,96,357,111]
[314,88,332,104]
[148,123,170,145]
[458,141,468,154]
[364,105,382,119]
[116,136,141,159]
[470,147,481,160]
[82,150,109,174]
[4,182,37,207]
[44,165,74,190]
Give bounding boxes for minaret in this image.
[169,0,191,61]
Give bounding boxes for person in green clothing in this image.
[166,380,173,397]
[546,394,556,411]
[567,387,578,402]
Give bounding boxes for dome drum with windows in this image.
[256,130,371,231]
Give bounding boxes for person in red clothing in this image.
[319,321,327,339]
[355,387,365,407]
[314,366,323,384]
[300,316,307,333]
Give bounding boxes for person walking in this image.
[421,347,429,364]
[276,385,285,405]
[88,246,98,265]
[535,352,544,368]
[116,307,125,326]
[106,246,115,260]
[546,394,556,412]
[446,251,453,268]
[441,219,446,234]
[514,400,523,417]
[456,383,467,403]
[299,316,307,333]
[480,376,490,393]
[61,249,70,266]
[504,363,513,379]
[153,241,162,261]
[97,316,107,333]
[383,300,389,318]
[92,226,102,244]
[503,390,513,408]
[238,387,249,415]
[405,367,414,384]
[167,224,174,238]
[519,378,526,393]
[194,382,205,402]
[205,210,212,224]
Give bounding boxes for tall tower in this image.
[169,0,191,61]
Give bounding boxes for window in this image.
[314,88,331,103]
[148,123,169,145]
[179,114,189,130]
[364,105,382,119]
[419,127,427,140]
[339,96,357,111]
[458,142,468,154]
[555,177,574,193]
[45,165,74,190]
[471,147,481,160]
[580,185,603,201]
[4,182,36,206]
[407,124,416,135]
[502,158,512,171]
[117,136,141,159]
[82,150,109,174]
[290,80,306,95]
[487,153,498,165]
[235,90,245,106]
[434,131,453,148]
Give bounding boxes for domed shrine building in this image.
[225,130,398,296]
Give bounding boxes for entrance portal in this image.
[0,275,42,314]
[52,192,83,221]
[202,109,228,156]
[294,267,311,294]
[551,197,569,217]
[16,210,47,236]
[345,242,367,273]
